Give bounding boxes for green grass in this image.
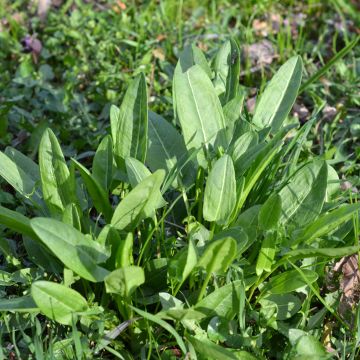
[0,0,359,359]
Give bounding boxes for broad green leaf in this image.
[5,146,39,182]
[187,335,237,360]
[197,237,237,274]
[31,218,109,282]
[125,156,151,187]
[292,203,360,245]
[177,44,212,78]
[147,111,194,187]
[0,296,38,312]
[174,64,228,166]
[326,164,340,200]
[23,237,62,273]
[92,135,113,191]
[291,332,328,358]
[111,73,148,169]
[256,231,277,276]
[131,305,187,355]
[264,269,318,295]
[39,128,76,216]
[168,238,197,284]
[194,281,242,319]
[0,151,40,202]
[213,38,240,103]
[159,308,206,322]
[111,170,165,230]
[72,158,112,222]
[97,225,134,269]
[223,93,245,139]
[0,205,37,239]
[252,56,303,132]
[105,266,145,297]
[258,194,282,230]
[115,232,134,268]
[31,281,88,325]
[259,294,302,320]
[62,203,82,231]
[125,157,166,209]
[236,138,283,212]
[231,131,258,163]
[283,245,360,261]
[203,155,236,225]
[213,226,249,257]
[279,160,328,227]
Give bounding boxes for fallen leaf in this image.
[252,19,269,37]
[246,97,257,114]
[293,102,310,122]
[156,34,167,42]
[244,40,276,67]
[322,105,337,121]
[333,255,360,325]
[152,47,165,61]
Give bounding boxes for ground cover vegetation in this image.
[0,0,359,358]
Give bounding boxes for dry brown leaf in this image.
[152,47,165,61]
[293,102,310,122]
[244,40,276,67]
[246,97,257,114]
[252,19,269,37]
[333,254,360,325]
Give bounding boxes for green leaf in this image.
[259,294,302,320]
[203,155,236,225]
[264,269,318,295]
[290,332,328,358]
[231,131,258,163]
[236,138,283,212]
[168,238,197,283]
[213,226,249,257]
[187,335,237,360]
[111,170,165,230]
[147,111,194,187]
[62,203,82,231]
[5,146,40,183]
[256,231,277,276]
[72,158,112,222]
[0,151,40,201]
[279,160,328,227]
[131,305,187,355]
[252,56,303,132]
[284,245,360,261]
[0,296,38,312]
[177,44,212,78]
[125,156,151,187]
[39,128,76,216]
[223,94,245,139]
[197,237,237,274]
[92,135,113,191]
[111,73,148,169]
[174,64,228,166]
[105,266,145,297]
[0,205,37,239]
[258,194,282,231]
[292,203,360,245]
[31,218,109,282]
[194,281,242,319]
[213,38,241,103]
[31,281,88,325]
